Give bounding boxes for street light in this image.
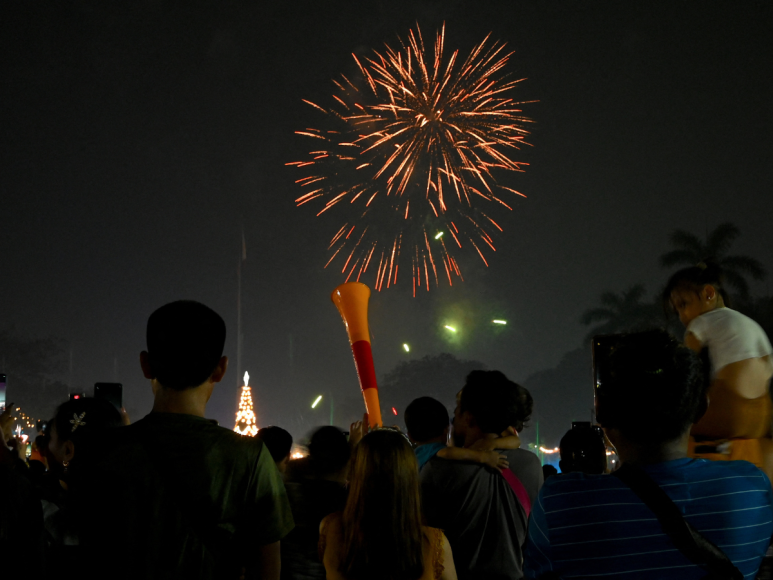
[403,343,410,352]
[492,320,507,325]
[311,395,322,409]
[444,325,457,332]
[434,232,444,240]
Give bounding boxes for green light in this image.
[403,344,410,352]
[444,325,457,332]
[493,320,507,325]
[311,395,322,409]
[435,232,444,239]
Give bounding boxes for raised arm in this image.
[470,428,521,451]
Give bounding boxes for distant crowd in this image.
[2,261,773,580]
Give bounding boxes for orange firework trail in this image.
[288,24,534,294]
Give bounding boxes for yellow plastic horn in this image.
[331,282,383,428]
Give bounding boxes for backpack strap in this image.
[613,463,743,580]
[502,467,532,518]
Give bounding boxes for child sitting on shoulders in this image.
[665,260,773,478]
[404,396,519,471]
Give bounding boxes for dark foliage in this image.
[0,328,68,421]
[659,222,766,299]
[379,353,486,429]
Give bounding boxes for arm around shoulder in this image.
[437,446,508,472]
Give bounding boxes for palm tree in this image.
[660,222,766,298]
[580,284,661,339]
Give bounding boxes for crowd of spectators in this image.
[1,293,773,579]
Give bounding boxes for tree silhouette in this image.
[522,346,593,445]
[0,328,68,421]
[378,353,486,427]
[660,222,766,298]
[580,284,661,339]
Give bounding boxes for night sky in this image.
[3,1,772,444]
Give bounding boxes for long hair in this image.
[340,429,425,580]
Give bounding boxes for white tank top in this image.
[687,308,773,373]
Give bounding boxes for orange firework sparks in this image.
[289,24,534,292]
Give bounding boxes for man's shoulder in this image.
[540,471,615,498]
[110,414,266,462]
[503,447,542,466]
[536,472,631,523]
[538,459,772,505]
[673,458,772,490]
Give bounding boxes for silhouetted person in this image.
[44,397,123,565]
[258,426,293,474]
[558,423,607,475]
[78,300,293,580]
[405,396,514,472]
[282,426,349,580]
[421,371,542,580]
[0,404,44,575]
[524,330,773,579]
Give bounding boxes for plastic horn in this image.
[331,282,383,428]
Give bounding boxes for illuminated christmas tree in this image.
[234,371,258,436]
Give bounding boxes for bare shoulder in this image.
[421,526,452,553]
[421,525,441,539]
[319,511,343,535]
[508,447,542,466]
[439,530,452,552]
[436,529,458,580]
[319,512,344,571]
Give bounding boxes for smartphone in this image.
[592,333,627,388]
[0,374,6,411]
[69,392,87,401]
[592,334,629,422]
[571,421,605,439]
[94,383,123,411]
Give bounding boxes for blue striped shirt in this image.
[524,458,773,579]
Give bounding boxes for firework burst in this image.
[288,24,534,294]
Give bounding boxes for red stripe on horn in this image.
[351,340,378,392]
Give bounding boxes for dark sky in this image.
[3,0,772,443]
